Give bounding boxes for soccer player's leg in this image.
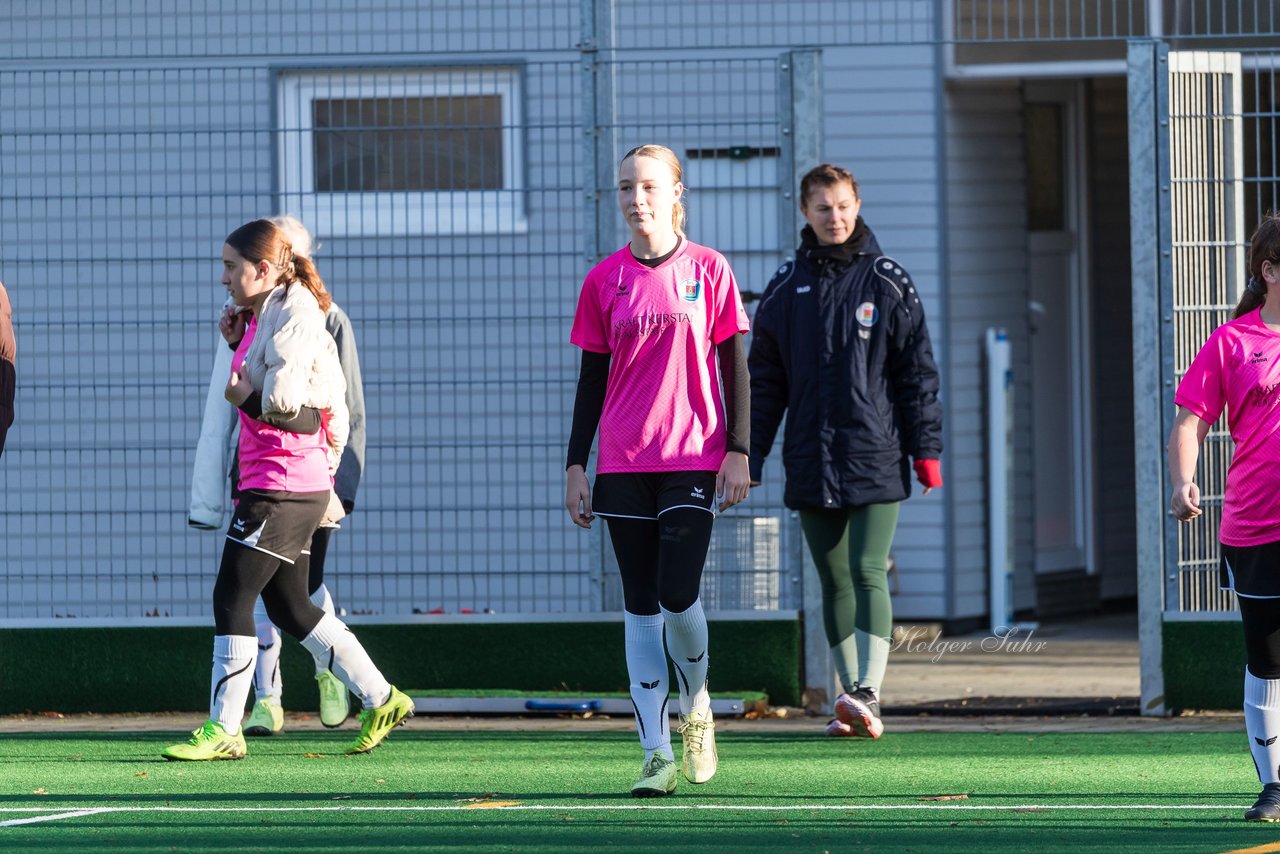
[656,495,718,784]
[605,512,677,797]
[1237,592,1280,821]
[265,568,410,755]
[840,502,899,739]
[244,597,284,736]
[164,540,279,760]
[306,526,351,727]
[800,508,864,737]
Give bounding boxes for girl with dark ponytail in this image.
[1170,213,1280,822]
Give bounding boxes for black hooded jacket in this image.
[748,219,942,509]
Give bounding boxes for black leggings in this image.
[308,526,333,596]
[1239,596,1280,680]
[605,509,715,615]
[212,541,325,639]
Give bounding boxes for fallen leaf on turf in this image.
[33,788,48,795]
[304,753,328,759]
[38,711,64,718]
[462,801,523,809]
[134,772,148,778]
[375,778,385,783]
[918,794,969,802]
[332,795,352,800]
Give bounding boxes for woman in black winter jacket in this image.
[748,163,943,739]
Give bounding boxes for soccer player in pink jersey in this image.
[1169,215,1280,822]
[565,144,751,797]
[163,220,411,761]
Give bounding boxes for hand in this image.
[224,371,251,407]
[219,305,248,346]
[1171,481,1202,521]
[716,452,751,511]
[913,458,943,495]
[565,465,594,529]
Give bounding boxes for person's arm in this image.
[1168,407,1211,520]
[747,280,789,485]
[565,350,610,529]
[884,284,943,491]
[716,334,751,509]
[328,307,366,512]
[236,389,323,434]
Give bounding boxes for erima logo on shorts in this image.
[678,278,701,302]
[691,486,705,499]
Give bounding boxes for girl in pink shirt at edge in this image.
[1169,214,1280,822]
[565,144,752,797]
[163,219,411,762]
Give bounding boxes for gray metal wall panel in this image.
[943,82,1036,620]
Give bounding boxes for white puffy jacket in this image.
[240,283,349,469]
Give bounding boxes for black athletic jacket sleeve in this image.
[237,392,323,435]
[746,267,791,483]
[886,286,943,461]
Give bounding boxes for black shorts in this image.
[593,471,719,520]
[1221,541,1280,598]
[226,489,328,564]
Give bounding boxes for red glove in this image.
[913,458,943,490]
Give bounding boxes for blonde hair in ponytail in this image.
[621,144,686,237]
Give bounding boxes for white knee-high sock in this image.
[210,635,258,735]
[1246,670,1280,784]
[309,585,336,675]
[300,614,391,710]
[662,600,711,718]
[252,599,283,703]
[625,611,672,760]
[856,628,892,694]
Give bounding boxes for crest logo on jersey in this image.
[678,278,702,303]
[856,302,878,327]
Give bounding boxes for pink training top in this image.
[233,317,333,494]
[1176,308,1280,546]
[570,239,750,473]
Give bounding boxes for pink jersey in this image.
[570,240,750,473]
[233,318,333,494]
[1176,308,1280,546]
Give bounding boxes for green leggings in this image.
[799,502,900,692]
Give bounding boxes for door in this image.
[1024,81,1094,575]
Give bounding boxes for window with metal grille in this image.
[278,68,526,236]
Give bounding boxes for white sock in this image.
[300,614,391,710]
[856,628,892,694]
[1246,670,1280,784]
[309,585,336,675]
[210,634,258,735]
[253,619,283,704]
[831,633,861,696]
[662,600,711,717]
[625,611,671,755]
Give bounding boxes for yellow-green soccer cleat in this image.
[345,686,414,755]
[242,698,285,736]
[316,670,351,728]
[678,709,718,783]
[630,752,679,797]
[161,720,247,761]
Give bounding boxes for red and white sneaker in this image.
[824,718,855,737]
[834,687,884,739]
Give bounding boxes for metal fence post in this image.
[781,48,833,709]
[1127,39,1167,716]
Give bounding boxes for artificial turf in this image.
[0,727,1272,852]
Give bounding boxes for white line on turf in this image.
[0,803,1245,821]
[0,809,112,827]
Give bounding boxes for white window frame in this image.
[278,67,527,237]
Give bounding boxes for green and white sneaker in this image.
[161,720,247,761]
[316,671,351,728]
[678,709,718,783]
[345,686,414,755]
[630,752,678,797]
[243,698,284,736]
